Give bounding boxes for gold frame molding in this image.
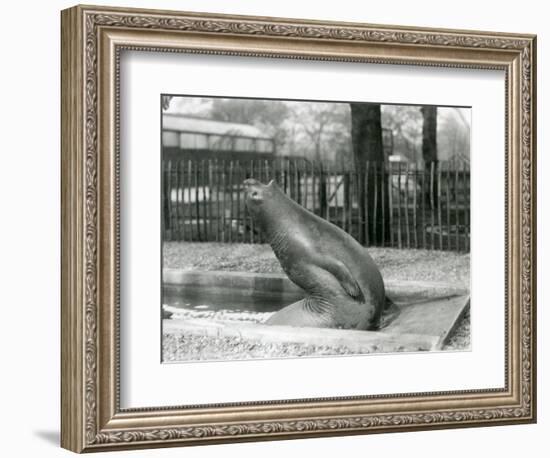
[61,4,537,453]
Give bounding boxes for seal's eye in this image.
[250,189,262,202]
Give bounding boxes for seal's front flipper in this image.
[319,259,363,300]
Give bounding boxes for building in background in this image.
[162,114,276,162]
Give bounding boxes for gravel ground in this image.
[163,334,363,362]
[163,242,470,359]
[163,242,470,287]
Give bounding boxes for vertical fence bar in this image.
[459,163,464,251]
[412,163,418,248]
[296,159,300,203]
[278,157,282,192]
[284,157,289,195]
[295,159,301,205]
[167,160,174,241]
[396,162,402,248]
[342,168,347,232]
[174,160,179,240]
[200,159,204,241]
[420,163,429,249]
[161,160,166,240]
[404,162,410,248]
[182,160,188,241]
[207,159,213,241]
[175,159,183,241]
[179,160,185,241]
[294,158,299,204]
[460,161,466,252]
[193,161,202,242]
[346,170,355,237]
[373,162,379,245]
[249,160,255,244]
[257,159,261,243]
[380,163,385,247]
[323,164,329,220]
[332,165,338,226]
[256,159,260,243]
[170,160,176,241]
[177,160,184,240]
[387,162,388,247]
[194,161,201,241]
[228,160,234,243]
[446,164,451,251]
[193,160,202,242]
[312,161,317,215]
[454,164,460,251]
[187,159,192,242]
[437,162,443,250]
[205,159,210,240]
[245,160,249,242]
[430,162,436,250]
[264,159,270,243]
[220,160,225,243]
[287,158,292,198]
[190,159,196,241]
[354,168,360,242]
[186,160,192,241]
[303,160,309,209]
[333,163,336,224]
[327,163,332,221]
[359,162,365,244]
[162,161,168,241]
[319,161,324,218]
[333,163,337,223]
[463,161,470,251]
[218,158,221,242]
[172,160,178,240]
[236,160,241,242]
[201,160,208,240]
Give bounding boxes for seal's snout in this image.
[243,178,266,205]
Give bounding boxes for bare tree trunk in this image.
[421,106,438,209]
[350,103,389,245]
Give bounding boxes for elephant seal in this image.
[243,178,386,330]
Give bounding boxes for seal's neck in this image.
[266,228,289,259]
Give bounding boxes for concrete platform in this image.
[163,270,470,353]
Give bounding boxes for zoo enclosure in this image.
[163,158,470,251]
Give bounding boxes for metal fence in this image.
[162,158,470,251]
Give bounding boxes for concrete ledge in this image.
[163,269,304,296]
[163,268,468,299]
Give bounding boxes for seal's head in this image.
[243,178,284,231]
[243,178,274,210]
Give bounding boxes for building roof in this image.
[162,114,272,140]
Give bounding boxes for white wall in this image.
[0,0,546,456]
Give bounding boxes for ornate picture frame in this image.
[61,4,536,453]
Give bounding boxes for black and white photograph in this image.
[1,0,543,454]
[160,95,471,363]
